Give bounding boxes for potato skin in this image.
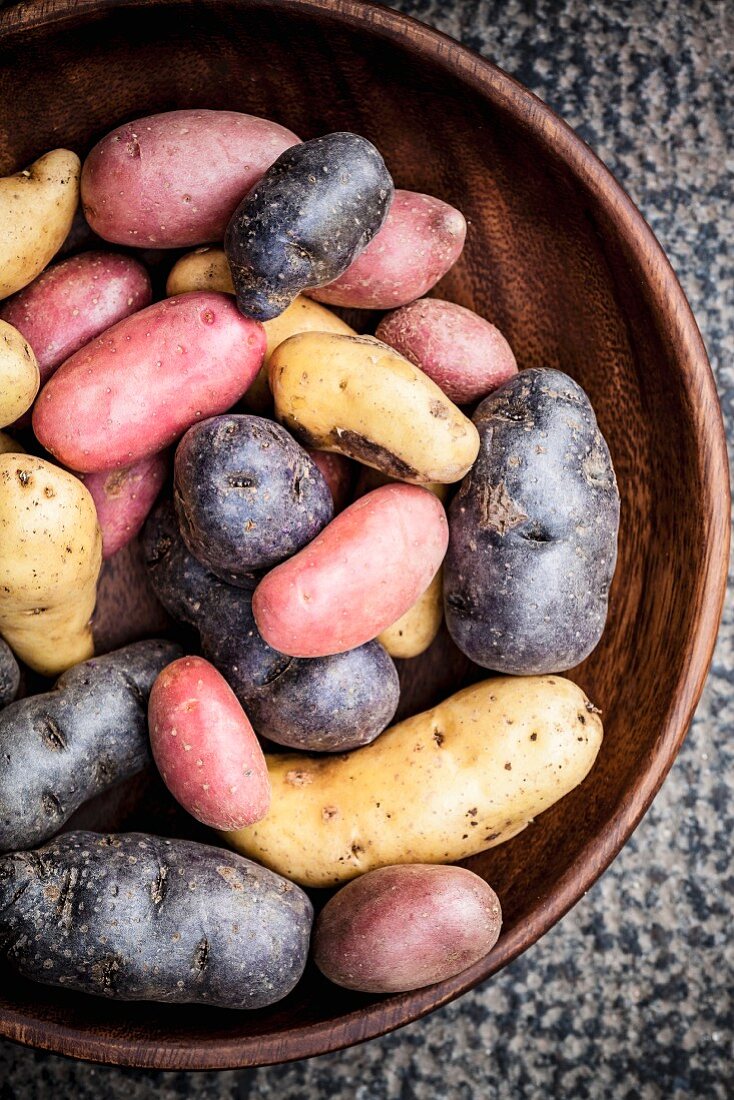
[0,638,19,709]
[166,247,234,297]
[0,455,102,676]
[81,109,300,248]
[269,332,479,484]
[0,319,39,428]
[33,292,266,473]
[444,368,620,674]
[226,674,603,887]
[0,149,80,300]
[0,830,313,1008]
[306,450,354,513]
[253,484,448,658]
[0,251,151,403]
[378,568,443,659]
[308,190,466,310]
[81,452,167,559]
[149,656,270,830]
[174,415,333,579]
[144,500,399,751]
[314,864,502,992]
[225,133,393,321]
[376,299,517,404]
[0,640,181,852]
[0,431,23,456]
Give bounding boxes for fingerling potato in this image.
[378,568,443,659]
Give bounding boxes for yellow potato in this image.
[0,320,39,427]
[378,568,443,658]
[226,674,603,887]
[0,149,80,300]
[166,249,354,414]
[0,432,24,456]
[269,332,480,484]
[0,455,102,675]
[354,464,449,502]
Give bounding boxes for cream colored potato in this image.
[0,321,39,427]
[378,568,443,659]
[0,149,80,300]
[226,675,603,887]
[0,432,23,456]
[0,455,102,675]
[269,332,480,484]
[166,250,354,413]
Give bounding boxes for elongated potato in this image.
[0,149,80,300]
[378,568,443,659]
[252,484,448,658]
[81,109,300,247]
[269,332,479,484]
[0,454,102,675]
[225,675,603,887]
[33,292,265,472]
[0,320,39,427]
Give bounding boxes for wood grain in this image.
[0,0,728,1071]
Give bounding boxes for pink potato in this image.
[376,298,517,405]
[307,190,466,310]
[252,483,448,657]
[81,109,300,248]
[148,656,270,830]
[81,452,168,559]
[306,449,354,513]
[0,251,151,423]
[313,864,503,993]
[33,292,266,473]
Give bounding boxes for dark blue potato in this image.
[144,499,399,750]
[174,414,333,581]
[0,639,181,852]
[0,831,313,1008]
[0,639,19,708]
[444,368,619,674]
[224,132,393,321]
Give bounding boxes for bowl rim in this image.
[0,0,729,1071]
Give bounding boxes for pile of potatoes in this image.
[0,110,619,1009]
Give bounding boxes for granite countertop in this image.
[1,0,731,1095]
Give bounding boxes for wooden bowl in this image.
[0,0,728,1071]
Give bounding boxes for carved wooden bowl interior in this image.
[0,0,728,1070]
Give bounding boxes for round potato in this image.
[269,331,479,484]
[444,368,620,673]
[252,484,448,658]
[0,454,102,675]
[225,674,603,887]
[308,190,466,310]
[0,149,80,300]
[378,567,443,659]
[313,864,502,992]
[81,109,300,247]
[166,247,234,297]
[0,320,39,427]
[376,298,517,404]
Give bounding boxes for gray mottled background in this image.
[1,0,732,1096]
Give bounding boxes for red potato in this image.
[148,656,270,831]
[307,190,466,310]
[306,449,354,513]
[376,298,518,405]
[81,452,168,559]
[81,109,300,248]
[252,484,448,657]
[0,251,151,423]
[313,864,502,993]
[33,292,266,473]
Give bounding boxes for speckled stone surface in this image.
[0,0,731,1095]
